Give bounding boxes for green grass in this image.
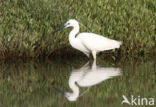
[0,0,156,59]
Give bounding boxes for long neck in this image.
[69,24,79,44]
[69,80,79,97]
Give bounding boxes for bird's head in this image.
[64,92,78,101]
[64,19,79,28]
[52,19,79,34]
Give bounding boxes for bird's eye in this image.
[67,23,70,25]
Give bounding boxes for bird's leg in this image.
[92,51,96,61]
[92,60,97,70]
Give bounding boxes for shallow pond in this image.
[0,57,155,107]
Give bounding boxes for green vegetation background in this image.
[0,0,156,59]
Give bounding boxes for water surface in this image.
[0,57,155,107]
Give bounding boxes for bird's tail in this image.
[119,41,123,45]
[116,41,123,49]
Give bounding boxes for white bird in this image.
[64,61,121,101]
[53,19,122,61]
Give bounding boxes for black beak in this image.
[52,25,66,34]
[53,87,68,97]
[52,22,71,34]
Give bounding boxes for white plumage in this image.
[64,61,121,101]
[55,19,122,60]
[77,33,122,52]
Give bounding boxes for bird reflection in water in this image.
[55,61,122,101]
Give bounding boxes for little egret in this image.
[55,61,121,101]
[53,19,122,60]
